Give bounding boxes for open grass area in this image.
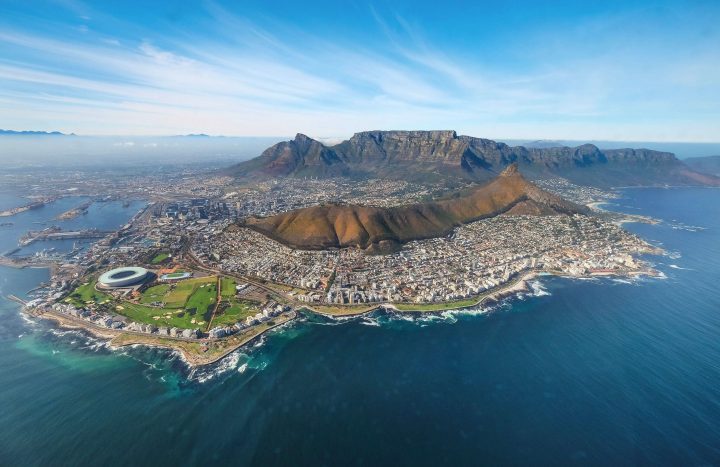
[212,298,259,326]
[163,276,214,308]
[307,297,482,315]
[309,304,379,316]
[117,302,210,329]
[110,276,219,329]
[65,281,112,307]
[139,284,170,305]
[220,277,237,298]
[184,281,217,321]
[150,252,170,264]
[393,297,480,312]
[163,272,189,279]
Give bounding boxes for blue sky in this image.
[0,0,718,141]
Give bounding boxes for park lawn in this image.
[139,284,170,305]
[116,276,219,329]
[117,302,207,329]
[309,304,378,316]
[212,298,260,326]
[163,272,188,279]
[184,281,218,324]
[151,252,170,264]
[163,276,214,308]
[220,277,237,298]
[393,297,480,312]
[66,281,112,307]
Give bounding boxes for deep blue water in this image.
[1,188,719,466]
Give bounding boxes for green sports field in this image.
[150,252,170,264]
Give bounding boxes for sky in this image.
[0,0,718,141]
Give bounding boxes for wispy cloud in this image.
[0,2,718,141]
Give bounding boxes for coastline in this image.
[588,199,661,227]
[19,266,661,368]
[18,223,664,368]
[304,271,536,317]
[303,266,660,318]
[22,305,296,368]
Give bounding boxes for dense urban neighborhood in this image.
[2,161,661,365]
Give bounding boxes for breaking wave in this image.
[527,280,551,297]
[190,351,243,384]
[668,222,706,232]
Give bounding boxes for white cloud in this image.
[0,6,717,141]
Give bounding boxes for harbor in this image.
[0,197,56,217]
[18,227,114,246]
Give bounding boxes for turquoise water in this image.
[1,188,719,465]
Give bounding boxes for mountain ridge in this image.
[0,129,72,136]
[226,130,720,187]
[684,155,720,177]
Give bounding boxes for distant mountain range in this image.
[226,130,720,187]
[519,140,567,149]
[684,155,720,177]
[0,129,72,136]
[243,164,587,253]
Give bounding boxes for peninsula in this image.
[16,132,667,367]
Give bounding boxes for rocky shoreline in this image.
[23,306,297,367]
[20,264,663,368]
[304,266,661,318]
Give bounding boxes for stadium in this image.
[98,266,149,288]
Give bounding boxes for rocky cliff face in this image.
[245,133,346,177]
[227,130,720,187]
[339,130,468,163]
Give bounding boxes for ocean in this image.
[0,187,719,466]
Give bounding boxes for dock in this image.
[19,228,113,246]
[6,294,28,306]
[0,197,56,218]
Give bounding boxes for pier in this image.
[19,228,114,246]
[6,294,28,306]
[0,197,56,218]
[56,200,93,220]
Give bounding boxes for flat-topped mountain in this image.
[227,130,720,187]
[243,164,588,253]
